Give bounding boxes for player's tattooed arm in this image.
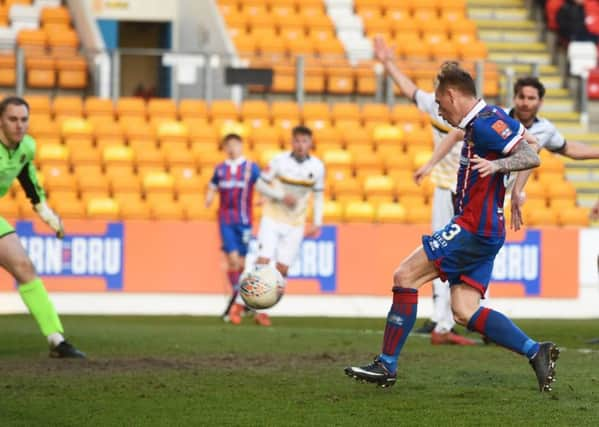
[493,140,540,173]
[471,140,540,178]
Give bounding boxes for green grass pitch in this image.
[1,315,598,426]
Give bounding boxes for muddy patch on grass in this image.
[0,351,363,377]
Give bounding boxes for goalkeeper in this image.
[0,96,84,358]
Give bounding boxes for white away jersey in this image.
[414,90,461,191]
[505,108,566,152]
[260,152,325,226]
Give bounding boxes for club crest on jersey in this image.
[491,120,512,139]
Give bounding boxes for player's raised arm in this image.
[18,159,64,239]
[557,140,599,160]
[414,128,464,184]
[373,35,417,100]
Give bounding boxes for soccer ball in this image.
[239,264,285,310]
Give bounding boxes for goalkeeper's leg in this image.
[0,226,84,358]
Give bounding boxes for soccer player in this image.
[205,133,262,325]
[345,64,560,393]
[0,96,84,358]
[417,76,599,225]
[254,124,324,290]
[373,36,474,345]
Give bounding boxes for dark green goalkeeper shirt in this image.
[0,134,45,204]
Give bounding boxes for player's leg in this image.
[255,216,278,268]
[421,186,453,335]
[0,222,84,358]
[452,261,559,392]
[345,245,439,387]
[272,222,304,279]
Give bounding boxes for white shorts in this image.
[432,186,455,232]
[257,216,304,267]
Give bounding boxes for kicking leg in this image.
[345,246,438,387]
[0,232,84,358]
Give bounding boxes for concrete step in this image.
[485,41,548,52]
[496,63,560,76]
[469,7,529,20]
[468,0,525,7]
[475,19,536,31]
[489,52,551,65]
[542,111,581,122]
[577,193,599,207]
[563,132,599,143]
[479,30,539,43]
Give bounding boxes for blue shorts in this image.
[422,222,505,296]
[219,223,252,256]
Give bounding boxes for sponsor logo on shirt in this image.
[491,120,512,139]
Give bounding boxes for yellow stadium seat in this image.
[302,102,330,123]
[184,203,217,221]
[343,127,373,147]
[116,97,146,118]
[56,56,88,89]
[47,189,78,205]
[395,177,425,197]
[84,97,114,118]
[405,204,431,224]
[156,120,189,144]
[558,206,590,226]
[323,200,343,222]
[78,172,109,193]
[323,149,352,169]
[55,198,86,219]
[361,103,390,124]
[179,99,208,120]
[344,201,375,222]
[103,145,134,167]
[143,171,174,194]
[25,95,51,115]
[135,147,165,168]
[80,190,110,206]
[150,202,185,220]
[538,154,565,174]
[549,197,576,210]
[250,126,281,147]
[147,98,177,120]
[546,181,577,200]
[120,199,151,220]
[353,151,384,175]
[121,121,155,141]
[163,145,194,169]
[363,175,396,196]
[210,100,239,121]
[377,202,407,223]
[38,144,69,166]
[44,167,76,191]
[459,41,488,60]
[87,198,119,220]
[70,145,101,165]
[61,117,93,139]
[332,177,362,198]
[53,96,83,117]
[523,179,546,201]
[525,209,558,226]
[373,125,404,147]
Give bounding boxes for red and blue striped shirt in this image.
[454,100,525,238]
[210,158,261,225]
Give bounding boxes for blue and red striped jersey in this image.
[210,158,260,225]
[454,100,525,238]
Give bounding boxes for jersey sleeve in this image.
[543,122,566,152]
[250,162,261,184]
[413,90,437,116]
[18,161,45,204]
[474,113,525,155]
[313,161,325,192]
[260,155,280,182]
[209,165,219,188]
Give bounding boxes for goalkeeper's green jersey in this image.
[0,134,45,204]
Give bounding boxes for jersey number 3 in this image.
[441,224,461,241]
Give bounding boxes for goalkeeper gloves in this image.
[34,202,64,239]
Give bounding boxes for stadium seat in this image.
[84,97,114,118]
[344,201,375,222]
[103,145,134,167]
[525,209,558,226]
[405,204,431,224]
[53,96,83,117]
[26,55,55,88]
[116,97,146,119]
[148,98,177,121]
[323,200,343,223]
[77,171,109,193]
[43,166,76,191]
[54,198,85,219]
[61,117,93,139]
[558,207,590,227]
[56,56,88,89]
[38,143,69,166]
[179,99,208,120]
[87,198,119,220]
[546,181,577,200]
[376,202,406,223]
[151,202,185,220]
[363,175,395,197]
[120,199,151,220]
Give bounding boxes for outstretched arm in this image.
[414,128,464,184]
[591,199,599,220]
[373,35,417,100]
[558,140,599,160]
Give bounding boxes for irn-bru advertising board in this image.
[0,220,579,298]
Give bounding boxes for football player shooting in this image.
[0,96,84,358]
[416,76,599,230]
[205,133,262,325]
[373,36,475,345]
[253,125,324,305]
[345,63,560,393]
